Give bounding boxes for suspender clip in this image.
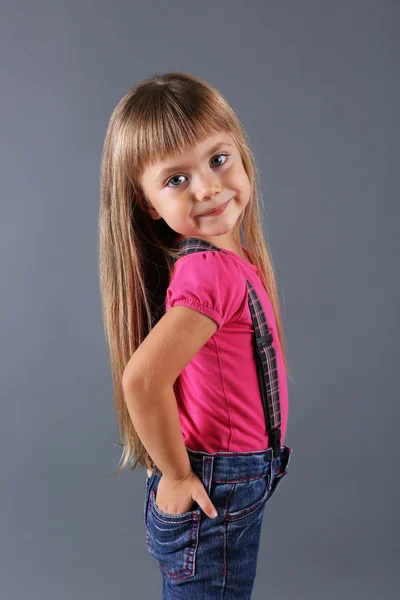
[255,333,273,348]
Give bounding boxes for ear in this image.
[147,207,162,220]
[136,193,161,220]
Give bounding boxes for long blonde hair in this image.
[99,71,292,477]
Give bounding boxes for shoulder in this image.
[166,250,248,328]
[173,249,242,276]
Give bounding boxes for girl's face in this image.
[139,131,250,249]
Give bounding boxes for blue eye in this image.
[165,153,229,188]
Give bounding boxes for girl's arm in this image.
[124,382,192,482]
[122,305,218,481]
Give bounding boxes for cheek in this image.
[228,164,249,191]
[241,169,251,193]
[164,205,191,229]
[233,170,251,203]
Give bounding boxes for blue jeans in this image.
[144,444,293,599]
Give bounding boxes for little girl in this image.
[99,71,293,599]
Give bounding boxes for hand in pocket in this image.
[155,470,218,518]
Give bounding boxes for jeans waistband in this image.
[152,444,293,482]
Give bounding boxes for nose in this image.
[193,172,222,202]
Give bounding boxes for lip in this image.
[198,198,231,217]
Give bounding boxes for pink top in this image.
[165,241,288,453]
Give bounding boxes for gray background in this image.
[1,1,398,598]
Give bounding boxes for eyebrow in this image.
[154,141,233,183]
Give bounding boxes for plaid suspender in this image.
[175,237,282,459]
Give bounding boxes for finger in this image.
[195,488,218,519]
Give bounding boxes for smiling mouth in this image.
[198,198,231,217]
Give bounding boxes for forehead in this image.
[142,131,236,182]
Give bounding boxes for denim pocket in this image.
[226,471,270,522]
[146,489,201,582]
[227,445,293,521]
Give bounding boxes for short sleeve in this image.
[166,250,246,330]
